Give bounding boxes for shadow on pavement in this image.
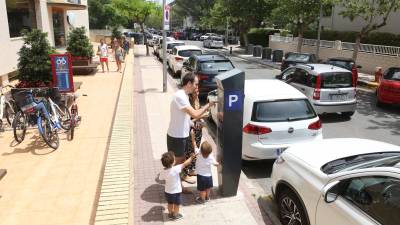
[319,113,351,124]
[141,205,165,222]
[3,134,55,156]
[141,183,164,204]
[242,159,274,179]
[257,197,281,225]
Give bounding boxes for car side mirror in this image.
[323,180,341,203]
[357,65,362,69]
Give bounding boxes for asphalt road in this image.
[161,40,400,195]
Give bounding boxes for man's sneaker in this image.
[173,213,184,221]
[195,197,205,204]
[168,213,174,220]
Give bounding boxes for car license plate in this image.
[275,148,286,156]
[330,94,347,101]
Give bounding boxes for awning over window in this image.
[47,0,86,10]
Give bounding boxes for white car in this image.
[157,40,185,61]
[167,45,202,77]
[203,36,224,49]
[208,79,322,160]
[271,138,400,225]
[148,34,160,47]
[153,37,175,56]
[200,33,217,41]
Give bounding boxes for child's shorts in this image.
[197,174,213,191]
[165,192,181,205]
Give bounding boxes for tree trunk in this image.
[297,24,304,52]
[140,23,149,56]
[239,25,249,47]
[352,34,361,61]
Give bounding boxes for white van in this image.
[208,79,323,160]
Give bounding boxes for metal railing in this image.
[270,35,400,56]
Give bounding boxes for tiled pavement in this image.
[132,45,274,225]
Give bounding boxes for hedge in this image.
[302,30,400,47]
[247,28,280,47]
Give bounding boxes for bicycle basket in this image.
[13,91,36,112]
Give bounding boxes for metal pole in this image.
[162,0,167,92]
[316,2,323,59]
[225,18,229,46]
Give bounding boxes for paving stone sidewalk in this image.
[132,44,273,225]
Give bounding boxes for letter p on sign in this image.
[229,95,238,107]
[224,90,243,111]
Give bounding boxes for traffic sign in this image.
[164,4,170,30]
[224,90,243,111]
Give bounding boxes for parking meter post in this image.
[215,68,245,197]
[230,47,232,55]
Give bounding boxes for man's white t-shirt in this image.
[99,44,108,57]
[195,148,217,177]
[160,165,182,194]
[167,89,191,138]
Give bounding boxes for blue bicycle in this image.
[12,90,61,150]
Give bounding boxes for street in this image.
[164,40,400,194]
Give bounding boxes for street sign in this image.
[50,54,74,93]
[163,4,170,30]
[224,90,243,111]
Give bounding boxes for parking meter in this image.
[215,68,245,197]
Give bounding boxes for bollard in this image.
[253,45,263,57]
[230,46,232,55]
[375,67,383,83]
[247,44,254,54]
[272,49,284,62]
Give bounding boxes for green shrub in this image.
[66,26,94,58]
[247,28,280,47]
[17,29,54,84]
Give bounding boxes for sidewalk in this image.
[0,45,128,224]
[132,44,273,225]
[218,45,379,88]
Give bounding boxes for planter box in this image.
[71,56,98,75]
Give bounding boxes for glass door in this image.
[52,9,65,47]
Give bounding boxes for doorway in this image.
[52,9,65,47]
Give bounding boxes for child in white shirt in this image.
[160,151,195,220]
[191,132,219,204]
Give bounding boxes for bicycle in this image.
[0,84,17,131]
[68,94,81,140]
[12,90,61,150]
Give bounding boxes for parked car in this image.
[154,37,178,57]
[200,33,217,41]
[281,52,318,71]
[203,36,224,49]
[158,40,185,61]
[276,64,357,117]
[376,67,400,106]
[271,138,400,225]
[181,54,234,97]
[207,79,322,160]
[153,36,175,56]
[326,57,362,87]
[148,34,160,47]
[167,45,202,77]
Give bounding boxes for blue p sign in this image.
[225,90,243,111]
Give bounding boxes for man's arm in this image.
[183,102,215,119]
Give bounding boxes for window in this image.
[252,99,316,122]
[321,72,353,88]
[178,50,202,57]
[293,69,308,85]
[200,60,234,72]
[282,68,296,80]
[6,0,37,38]
[342,176,400,225]
[384,67,400,81]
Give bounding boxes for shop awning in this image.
[47,0,86,10]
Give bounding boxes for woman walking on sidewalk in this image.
[114,43,124,73]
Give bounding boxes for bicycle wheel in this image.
[38,115,59,150]
[13,111,27,143]
[5,100,17,126]
[56,104,71,131]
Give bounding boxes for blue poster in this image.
[54,56,70,91]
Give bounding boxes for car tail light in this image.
[175,57,183,61]
[197,73,208,81]
[313,74,321,100]
[308,119,322,130]
[351,64,358,87]
[243,123,272,135]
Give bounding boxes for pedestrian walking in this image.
[122,36,130,59]
[160,151,196,220]
[166,72,215,193]
[97,39,109,73]
[114,44,124,73]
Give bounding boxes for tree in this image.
[335,0,400,60]
[66,27,94,58]
[17,29,54,86]
[88,0,125,29]
[146,4,163,30]
[271,0,321,52]
[173,0,216,27]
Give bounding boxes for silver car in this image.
[278,64,357,117]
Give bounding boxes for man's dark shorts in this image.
[165,192,182,205]
[167,135,188,157]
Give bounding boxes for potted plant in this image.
[66,26,94,67]
[16,29,55,88]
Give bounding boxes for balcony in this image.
[47,0,86,10]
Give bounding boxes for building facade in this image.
[0,0,89,84]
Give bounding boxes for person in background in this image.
[122,36,130,59]
[97,39,109,73]
[114,43,124,73]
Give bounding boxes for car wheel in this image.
[278,188,309,225]
[342,111,355,117]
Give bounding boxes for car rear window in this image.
[384,67,400,81]
[328,60,353,71]
[321,72,353,88]
[212,37,223,41]
[286,54,310,62]
[200,60,233,72]
[178,50,202,57]
[252,99,317,122]
[167,43,184,49]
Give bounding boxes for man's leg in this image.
[105,60,109,72]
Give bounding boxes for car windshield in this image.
[328,60,354,71]
[178,50,202,57]
[321,152,400,174]
[212,37,223,41]
[384,68,400,81]
[286,54,310,62]
[200,60,233,72]
[167,43,184,49]
[321,72,353,88]
[252,99,317,122]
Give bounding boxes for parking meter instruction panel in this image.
[215,68,245,197]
